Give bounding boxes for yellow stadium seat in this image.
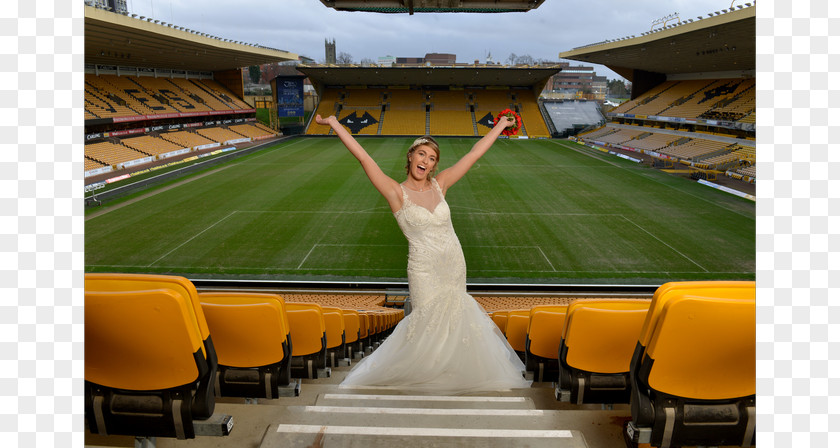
[285,303,330,379]
[490,310,508,333]
[84,273,216,420]
[505,309,531,362]
[525,305,568,382]
[198,293,297,398]
[341,309,362,359]
[556,299,650,404]
[85,286,231,440]
[321,306,350,367]
[626,282,756,448]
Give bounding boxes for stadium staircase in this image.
[258,387,591,447]
[470,108,479,136]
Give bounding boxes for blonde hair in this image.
[405,136,440,179]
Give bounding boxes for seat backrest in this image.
[320,307,346,349]
[358,312,370,338]
[85,289,204,391]
[490,311,508,333]
[644,295,755,400]
[85,273,212,357]
[199,294,287,368]
[285,302,326,333]
[527,309,567,359]
[562,299,650,374]
[639,281,755,347]
[341,309,361,344]
[198,291,289,334]
[527,305,567,335]
[505,309,531,352]
[286,309,326,357]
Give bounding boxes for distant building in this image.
[378,56,396,67]
[88,0,128,14]
[393,53,457,66]
[542,62,607,101]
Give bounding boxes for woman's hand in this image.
[315,114,336,125]
[497,115,515,128]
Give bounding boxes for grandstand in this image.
[83,2,756,448]
[84,5,293,181]
[300,67,559,138]
[561,5,756,188]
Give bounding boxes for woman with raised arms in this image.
[315,113,530,393]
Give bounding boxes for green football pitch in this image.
[85,137,755,285]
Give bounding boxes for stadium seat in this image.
[85,286,231,440]
[525,305,568,382]
[84,274,217,420]
[556,299,650,405]
[504,309,531,363]
[285,303,330,379]
[198,293,298,398]
[321,306,350,367]
[626,282,756,448]
[357,311,372,354]
[490,310,508,334]
[340,309,362,359]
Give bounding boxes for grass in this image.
[84,137,755,285]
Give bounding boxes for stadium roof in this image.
[319,0,546,14]
[296,65,562,90]
[84,6,298,72]
[558,5,755,81]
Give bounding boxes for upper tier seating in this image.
[84,74,251,120]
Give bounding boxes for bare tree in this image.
[337,52,354,64]
[360,57,376,66]
[514,54,535,65]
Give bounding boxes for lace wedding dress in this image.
[340,179,531,393]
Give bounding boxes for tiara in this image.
[411,137,432,147]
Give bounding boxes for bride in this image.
[314,113,531,393]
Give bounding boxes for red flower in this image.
[494,109,522,136]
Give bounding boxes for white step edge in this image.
[321,393,529,403]
[299,405,547,417]
[274,424,575,439]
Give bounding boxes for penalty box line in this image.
[298,243,556,272]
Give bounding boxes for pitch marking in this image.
[148,211,237,267]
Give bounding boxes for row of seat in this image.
[490,281,756,448]
[84,273,402,441]
[307,87,551,137]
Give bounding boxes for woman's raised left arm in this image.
[435,115,514,193]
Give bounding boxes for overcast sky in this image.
[124,0,748,80]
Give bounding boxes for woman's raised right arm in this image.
[314,115,402,212]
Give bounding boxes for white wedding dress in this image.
[340,179,531,394]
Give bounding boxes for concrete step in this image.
[314,393,535,410]
[261,424,589,447]
[283,405,578,431]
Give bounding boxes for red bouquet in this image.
[494,109,522,136]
